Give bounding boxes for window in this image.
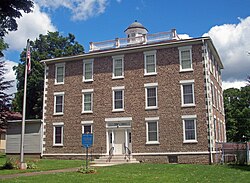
[180,80,195,107]
[53,122,64,146]
[112,86,124,112]
[112,55,124,79]
[81,121,93,134]
[145,83,158,110]
[82,89,93,113]
[146,117,159,144]
[211,82,215,106]
[144,50,157,75]
[54,92,64,115]
[83,59,93,82]
[55,63,65,84]
[214,117,217,142]
[179,46,192,71]
[182,115,197,143]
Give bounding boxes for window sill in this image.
[112,109,124,112]
[54,82,64,85]
[181,104,196,108]
[146,141,160,145]
[183,140,198,144]
[179,68,193,73]
[144,72,157,76]
[53,144,63,147]
[112,76,124,80]
[145,107,158,110]
[53,113,64,116]
[82,111,93,114]
[83,79,93,83]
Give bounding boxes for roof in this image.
[40,37,223,69]
[124,20,148,32]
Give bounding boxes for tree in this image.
[224,86,250,142]
[0,0,33,37]
[13,32,84,119]
[0,59,14,129]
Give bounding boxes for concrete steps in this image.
[91,155,139,166]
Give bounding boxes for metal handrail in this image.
[107,147,114,162]
[124,143,131,161]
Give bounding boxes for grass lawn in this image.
[1,163,250,183]
[0,154,83,175]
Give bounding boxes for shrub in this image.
[77,166,96,174]
[2,157,19,169]
[27,161,38,169]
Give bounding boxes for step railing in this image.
[107,147,114,162]
[124,143,131,161]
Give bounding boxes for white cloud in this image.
[1,59,18,95]
[35,0,108,21]
[4,3,56,51]
[178,34,192,39]
[116,0,122,3]
[222,80,247,90]
[203,17,250,82]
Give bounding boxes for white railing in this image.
[89,29,179,51]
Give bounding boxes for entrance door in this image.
[114,130,125,154]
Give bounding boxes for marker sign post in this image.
[82,133,93,169]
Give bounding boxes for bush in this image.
[77,166,96,174]
[27,161,38,169]
[2,157,19,169]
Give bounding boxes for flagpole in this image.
[20,39,30,170]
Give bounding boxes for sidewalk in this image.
[0,167,78,180]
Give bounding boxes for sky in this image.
[2,0,250,94]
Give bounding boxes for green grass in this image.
[1,163,250,183]
[0,154,83,175]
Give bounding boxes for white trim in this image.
[112,55,124,79]
[82,90,93,113]
[43,153,103,156]
[178,46,193,72]
[182,117,197,143]
[81,120,94,124]
[53,92,65,115]
[146,120,159,144]
[82,89,94,93]
[144,83,158,87]
[181,115,197,119]
[55,63,65,85]
[82,123,93,134]
[145,83,158,110]
[105,117,132,122]
[83,59,94,82]
[145,117,159,121]
[180,80,195,107]
[144,50,157,76]
[53,123,64,146]
[112,86,125,112]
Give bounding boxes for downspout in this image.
[202,39,213,164]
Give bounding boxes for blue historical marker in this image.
[82,133,93,170]
[82,133,93,148]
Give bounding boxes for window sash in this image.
[83,93,92,112]
[55,95,63,113]
[182,84,194,105]
[83,125,92,134]
[147,88,157,107]
[146,55,156,73]
[84,62,93,80]
[114,59,123,77]
[114,90,123,109]
[56,66,64,83]
[54,126,63,145]
[180,50,192,70]
[184,119,196,141]
[147,122,158,142]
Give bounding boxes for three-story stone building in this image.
[41,21,226,164]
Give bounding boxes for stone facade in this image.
[42,36,225,164]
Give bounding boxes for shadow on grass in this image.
[228,164,250,171]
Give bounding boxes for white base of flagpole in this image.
[20,162,27,170]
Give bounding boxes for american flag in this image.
[26,40,31,74]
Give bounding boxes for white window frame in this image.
[53,92,65,115]
[180,80,195,107]
[82,89,94,114]
[182,115,197,143]
[83,59,94,82]
[144,50,157,76]
[112,55,124,79]
[81,120,93,134]
[178,46,193,72]
[145,117,159,144]
[55,63,65,85]
[112,86,125,112]
[144,83,158,110]
[53,122,64,146]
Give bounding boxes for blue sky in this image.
[3,0,250,92]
